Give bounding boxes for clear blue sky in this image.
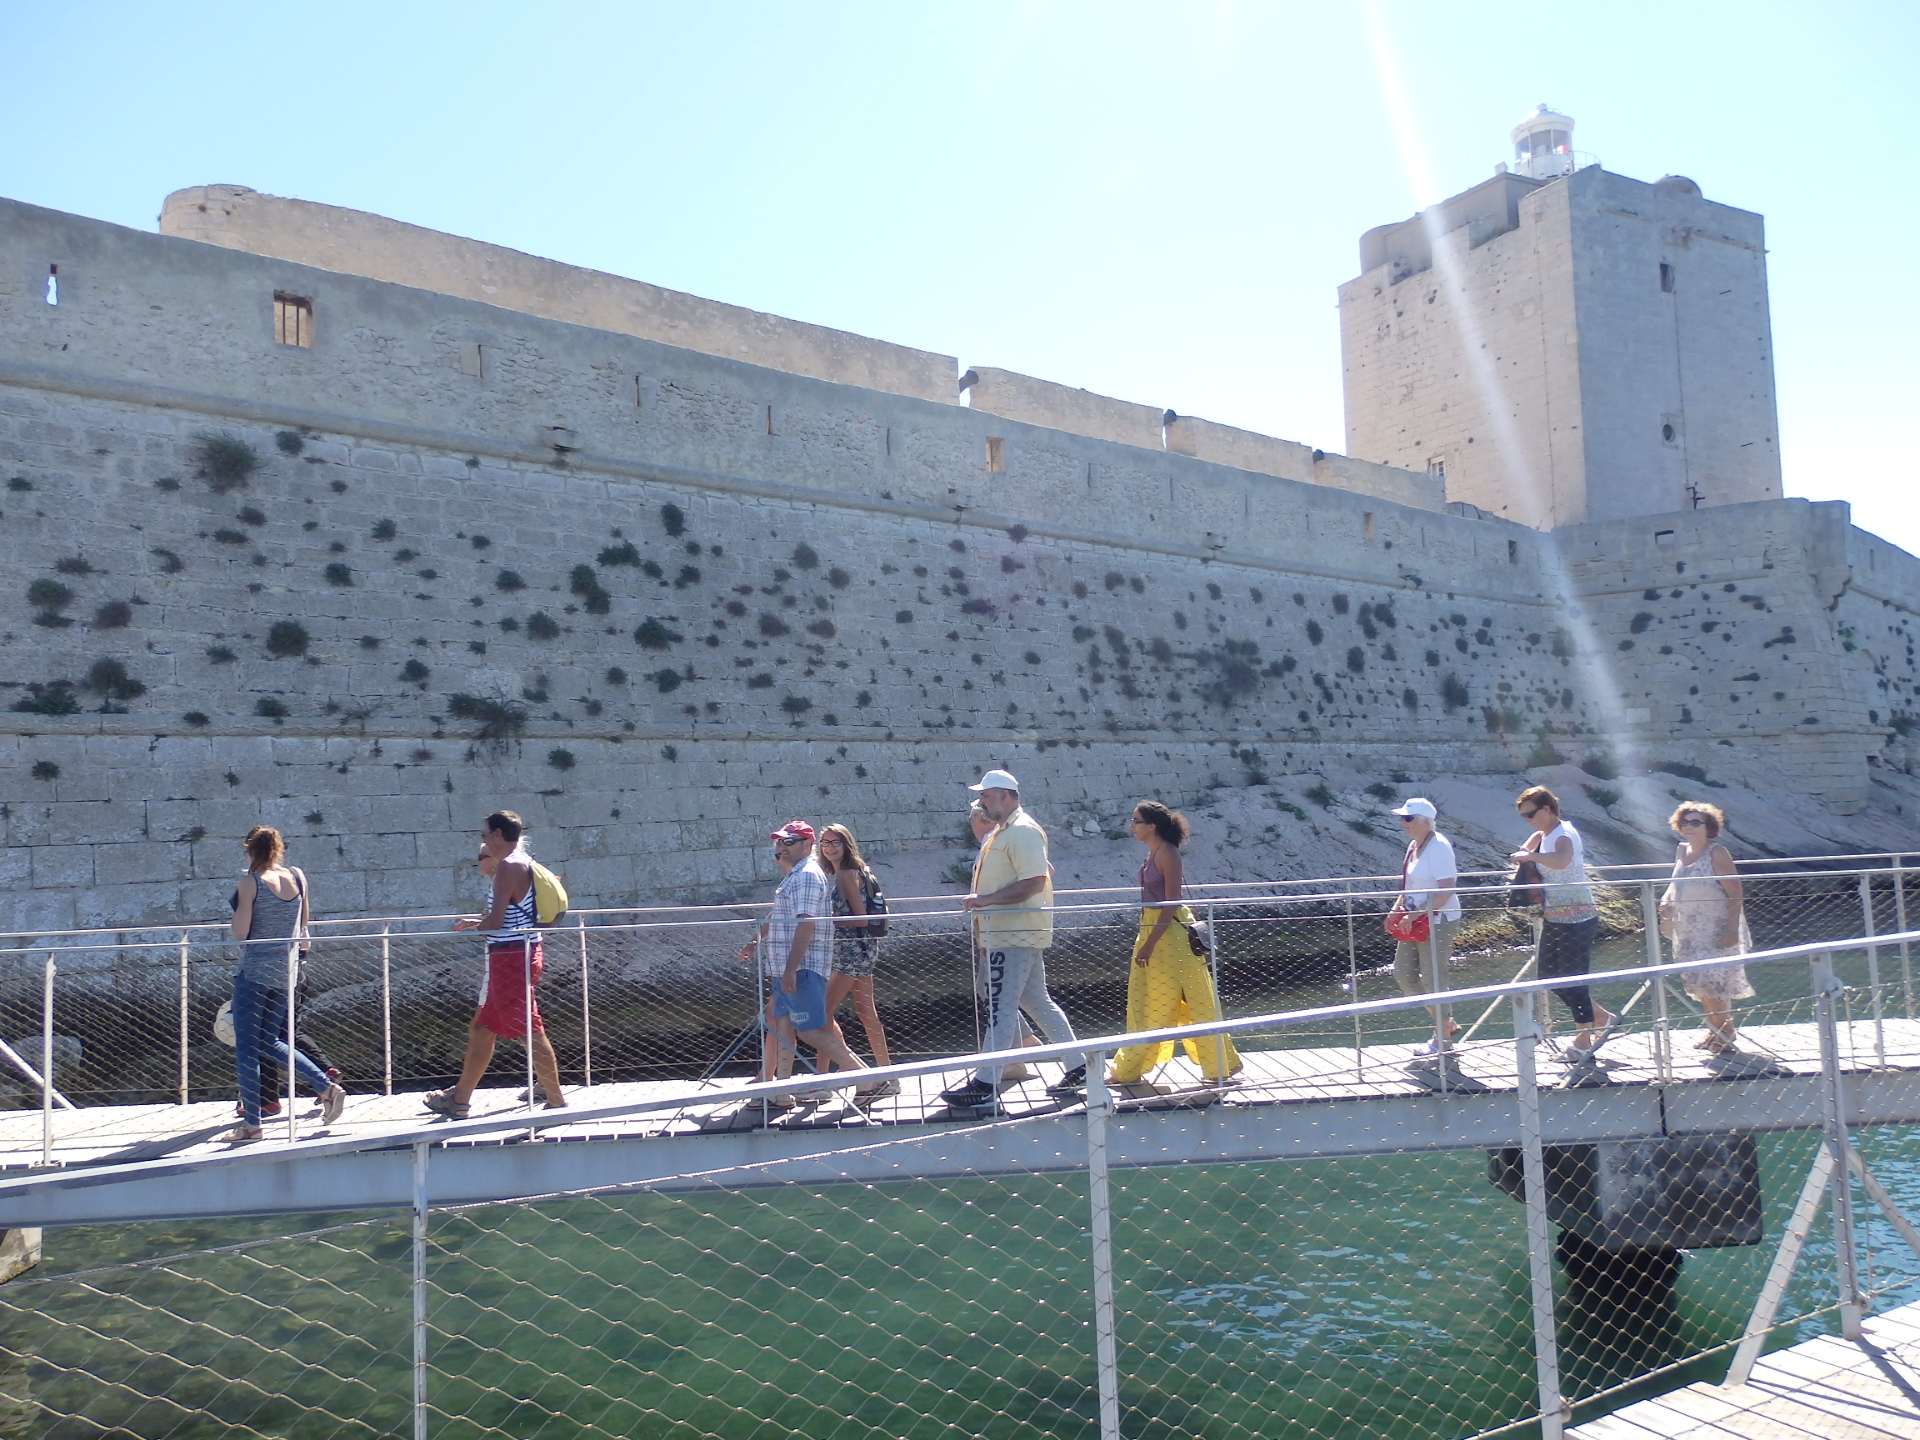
[5,2,1915,546]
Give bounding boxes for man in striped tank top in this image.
[425,810,567,1120]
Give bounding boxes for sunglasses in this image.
[1678,817,1708,828]
[773,837,806,848]
[1518,807,1542,819]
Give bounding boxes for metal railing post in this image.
[1814,950,1867,1340]
[41,957,56,1168]
[577,915,593,1089]
[1345,882,1363,1081]
[1895,855,1913,1021]
[381,926,394,1097]
[523,937,537,1123]
[1205,899,1227,1082]
[1860,873,1887,1069]
[412,1140,430,1440]
[1085,1051,1121,1440]
[1640,881,1672,1082]
[1511,995,1566,1438]
[285,942,299,1145]
[177,931,191,1105]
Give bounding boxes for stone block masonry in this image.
[0,195,1910,930]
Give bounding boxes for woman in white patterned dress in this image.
[1659,801,1753,1053]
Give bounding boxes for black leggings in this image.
[1537,917,1600,1025]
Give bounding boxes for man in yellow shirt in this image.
[943,770,1085,1113]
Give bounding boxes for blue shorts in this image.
[770,969,831,1031]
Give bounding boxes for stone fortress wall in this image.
[1,192,1913,932]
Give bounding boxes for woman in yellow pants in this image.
[1107,801,1242,1086]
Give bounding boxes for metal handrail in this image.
[1,850,1910,953]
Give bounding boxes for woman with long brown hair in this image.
[225,826,344,1142]
[1107,801,1241,1087]
[817,823,896,1096]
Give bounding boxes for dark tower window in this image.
[1659,262,1676,293]
[273,292,313,348]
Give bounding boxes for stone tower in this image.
[1337,106,1783,530]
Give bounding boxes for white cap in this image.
[1390,797,1438,819]
[969,768,1020,793]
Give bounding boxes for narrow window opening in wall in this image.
[44,265,58,305]
[986,437,1006,474]
[883,426,893,458]
[1426,456,1445,484]
[1508,539,1519,563]
[273,292,313,348]
[1363,512,1375,540]
[460,343,484,379]
[1660,262,1676,293]
[632,374,646,406]
[1655,529,1676,546]
[765,405,776,436]
[1662,423,1677,443]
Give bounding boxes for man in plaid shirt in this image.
[736,820,870,1100]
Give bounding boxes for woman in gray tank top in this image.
[225,826,345,1141]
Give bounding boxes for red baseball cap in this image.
[770,820,816,842]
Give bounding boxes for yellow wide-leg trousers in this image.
[1107,910,1242,1083]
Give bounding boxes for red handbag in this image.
[1385,843,1432,943]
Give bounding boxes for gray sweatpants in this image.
[977,946,1083,1084]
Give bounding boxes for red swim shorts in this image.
[475,940,544,1038]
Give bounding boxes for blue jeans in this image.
[232,969,331,1125]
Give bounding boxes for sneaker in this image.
[319,1084,347,1126]
[1046,1065,1087,1096]
[943,1079,998,1109]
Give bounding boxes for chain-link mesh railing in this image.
[5,927,1920,1437]
[4,857,1920,1144]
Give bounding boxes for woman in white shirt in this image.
[1511,785,1616,1053]
[1386,797,1462,1052]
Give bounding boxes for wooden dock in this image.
[1572,1298,1920,1438]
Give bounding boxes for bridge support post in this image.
[412,1140,430,1440]
[1085,1052,1121,1440]
[1511,997,1567,1439]
[1816,951,1867,1340]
